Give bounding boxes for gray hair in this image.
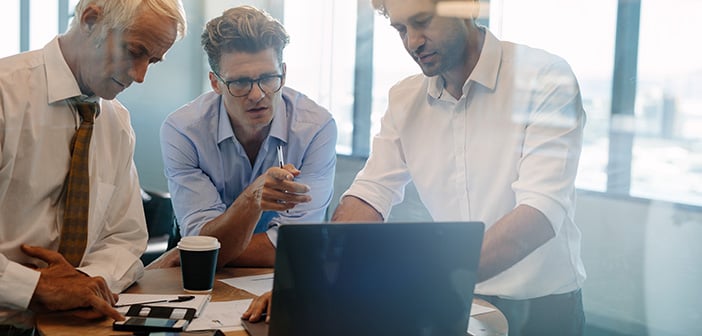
[201,5,290,74]
[70,0,187,41]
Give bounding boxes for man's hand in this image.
[249,164,311,212]
[21,244,124,321]
[145,248,181,270]
[242,291,272,323]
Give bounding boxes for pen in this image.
[114,295,195,308]
[276,145,285,168]
[277,144,290,214]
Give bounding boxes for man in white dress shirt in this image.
[0,0,186,332]
[331,0,587,335]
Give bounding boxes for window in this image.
[284,0,358,154]
[631,0,702,205]
[371,14,419,144]
[0,1,20,58]
[29,0,58,50]
[490,0,618,193]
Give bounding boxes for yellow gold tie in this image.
[59,100,98,267]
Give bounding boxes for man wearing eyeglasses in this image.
[150,6,337,268]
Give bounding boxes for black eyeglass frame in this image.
[213,71,285,97]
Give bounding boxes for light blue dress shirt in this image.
[160,87,337,245]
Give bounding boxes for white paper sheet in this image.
[186,299,253,332]
[219,274,274,296]
[470,302,496,316]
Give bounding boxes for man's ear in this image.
[80,4,103,34]
[209,72,223,95]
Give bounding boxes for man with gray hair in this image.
[151,6,336,269]
[0,0,187,332]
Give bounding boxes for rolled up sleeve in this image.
[512,60,585,233]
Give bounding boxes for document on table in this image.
[115,293,211,317]
[219,274,273,296]
[471,302,496,316]
[186,299,252,332]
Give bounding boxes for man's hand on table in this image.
[242,291,272,323]
[21,244,124,321]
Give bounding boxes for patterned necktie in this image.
[59,100,98,267]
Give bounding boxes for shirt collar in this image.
[217,97,236,144]
[44,37,83,104]
[427,26,502,99]
[268,92,289,144]
[216,91,290,145]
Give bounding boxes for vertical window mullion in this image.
[607,0,641,195]
[58,0,69,33]
[352,0,374,157]
[20,0,29,52]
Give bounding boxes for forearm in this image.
[199,189,263,268]
[331,196,384,222]
[226,233,275,267]
[477,205,555,282]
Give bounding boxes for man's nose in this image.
[405,27,425,54]
[129,59,149,84]
[246,82,266,101]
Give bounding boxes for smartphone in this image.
[149,330,225,336]
[113,316,189,332]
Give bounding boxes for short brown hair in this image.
[201,5,290,74]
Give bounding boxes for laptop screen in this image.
[268,221,484,336]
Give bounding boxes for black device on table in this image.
[113,316,189,332]
[243,221,485,336]
[113,304,198,333]
[148,330,225,336]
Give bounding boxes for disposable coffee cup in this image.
[177,236,220,293]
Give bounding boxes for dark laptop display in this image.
[245,221,484,336]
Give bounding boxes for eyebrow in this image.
[132,43,164,64]
[225,72,282,81]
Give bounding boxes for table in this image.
[36,267,507,335]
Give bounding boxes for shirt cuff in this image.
[517,192,567,233]
[265,224,279,248]
[0,262,40,310]
[342,186,391,221]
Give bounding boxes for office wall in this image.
[577,193,702,336]
[119,1,205,193]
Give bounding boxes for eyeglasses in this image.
[213,72,284,97]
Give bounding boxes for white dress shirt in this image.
[344,29,587,300]
[0,37,147,310]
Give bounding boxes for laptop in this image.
[242,221,484,336]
